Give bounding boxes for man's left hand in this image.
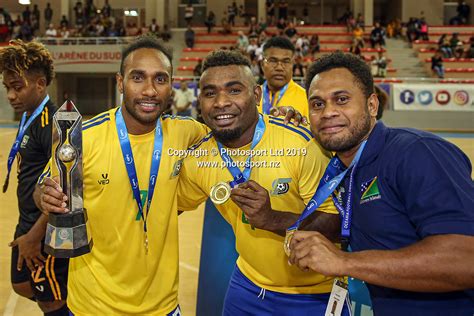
[230,180,274,230]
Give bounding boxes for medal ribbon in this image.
[262,81,289,114]
[115,107,163,234]
[3,95,50,193]
[286,141,367,243]
[216,114,265,187]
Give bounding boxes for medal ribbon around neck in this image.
[115,107,163,238]
[262,81,289,114]
[3,95,50,193]
[216,114,266,188]
[284,141,367,255]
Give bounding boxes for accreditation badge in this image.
[324,279,348,316]
[284,229,296,256]
[210,181,232,205]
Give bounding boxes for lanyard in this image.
[115,107,163,238]
[262,81,289,114]
[286,141,367,241]
[216,115,265,187]
[3,95,50,193]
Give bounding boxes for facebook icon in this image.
[400,90,415,105]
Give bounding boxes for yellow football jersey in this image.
[40,108,208,315]
[177,115,337,294]
[258,80,309,119]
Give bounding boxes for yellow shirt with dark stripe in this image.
[258,80,309,119]
[177,115,337,294]
[40,108,208,315]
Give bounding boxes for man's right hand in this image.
[36,177,69,214]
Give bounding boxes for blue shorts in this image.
[223,266,351,316]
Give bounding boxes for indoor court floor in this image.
[0,126,473,316]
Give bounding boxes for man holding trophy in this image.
[34,36,303,315]
[1,40,69,316]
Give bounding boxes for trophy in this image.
[44,100,93,258]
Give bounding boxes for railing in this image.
[37,36,136,45]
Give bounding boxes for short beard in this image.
[213,127,243,144]
[315,107,372,153]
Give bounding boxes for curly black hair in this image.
[0,39,54,85]
[120,35,173,75]
[305,51,374,99]
[262,36,295,54]
[201,50,251,72]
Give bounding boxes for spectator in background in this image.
[419,19,429,40]
[238,5,249,26]
[296,34,310,56]
[284,22,297,39]
[370,22,386,48]
[349,40,362,58]
[185,25,195,48]
[293,52,305,77]
[12,17,22,40]
[469,35,474,58]
[139,22,149,35]
[44,3,53,29]
[266,0,275,25]
[149,18,159,36]
[0,8,10,42]
[250,56,262,80]
[60,15,69,28]
[102,0,112,18]
[173,81,195,117]
[227,2,237,27]
[220,15,232,35]
[438,34,453,58]
[353,25,365,47]
[193,59,203,77]
[32,5,40,33]
[246,37,259,58]
[45,23,57,37]
[276,17,287,35]
[278,0,288,20]
[406,18,418,43]
[204,11,216,34]
[346,14,356,32]
[457,1,471,24]
[20,20,33,42]
[302,4,309,24]
[356,13,364,27]
[431,50,445,78]
[258,17,268,34]
[59,25,69,39]
[161,24,171,42]
[450,33,465,58]
[309,34,320,56]
[236,31,249,53]
[184,3,194,26]
[374,51,387,77]
[74,2,84,29]
[22,6,31,25]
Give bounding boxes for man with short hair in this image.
[259,36,309,119]
[289,51,474,315]
[177,50,349,315]
[1,39,69,316]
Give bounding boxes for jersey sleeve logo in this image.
[271,178,291,195]
[20,135,30,148]
[170,159,183,178]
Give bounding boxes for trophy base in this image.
[44,208,93,258]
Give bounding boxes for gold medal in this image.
[284,229,296,256]
[210,181,232,205]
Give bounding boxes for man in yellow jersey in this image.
[33,35,208,315]
[259,36,309,119]
[177,50,350,315]
[33,36,302,315]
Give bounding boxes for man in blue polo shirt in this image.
[288,52,474,315]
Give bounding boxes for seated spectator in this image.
[450,33,465,58]
[219,16,232,35]
[139,22,149,35]
[193,59,203,77]
[60,15,69,28]
[149,18,159,36]
[346,14,356,32]
[185,25,195,48]
[406,17,419,43]
[161,24,171,41]
[309,34,320,55]
[284,22,297,38]
[204,11,216,34]
[184,3,194,26]
[438,34,453,58]
[173,81,195,117]
[258,17,267,34]
[126,22,139,36]
[59,25,69,39]
[431,50,444,78]
[276,17,286,35]
[419,19,429,40]
[370,22,386,48]
[349,40,362,58]
[248,16,259,36]
[292,52,305,77]
[353,25,365,48]
[236,31,249,52]
[295,34,310,56]
[45,23,57,37]
[356,13,364,27]
[246,37,259,58]
[250,56,262,80]
[374,51,388,77]
[457,0,471,25]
